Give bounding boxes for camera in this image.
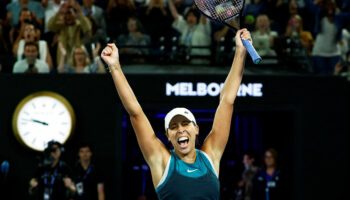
[39,141,64,168]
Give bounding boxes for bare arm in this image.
[57,42,66,73]
[167,0,179,21]
[97,183,105,200]
[202,29,249,174]
[45,44,53,69]
[101,44,169,186]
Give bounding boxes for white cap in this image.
[164,108,196,131]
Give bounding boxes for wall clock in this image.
[12,91,75,151]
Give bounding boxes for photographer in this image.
[29,141,76,200]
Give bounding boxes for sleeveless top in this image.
[156,149,220,200]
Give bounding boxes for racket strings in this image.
[195,0,243,22]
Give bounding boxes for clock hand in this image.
[31,119,49,126]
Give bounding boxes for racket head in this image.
[194,0,245,30]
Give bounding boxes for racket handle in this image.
[242,39,262,64]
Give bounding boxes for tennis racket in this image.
[194,0,262,64]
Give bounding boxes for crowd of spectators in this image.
[0,0,349,76]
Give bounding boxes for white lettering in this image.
[207,82,221,96]
[166,82,263,97]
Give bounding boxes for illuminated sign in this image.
[166,82,263,97]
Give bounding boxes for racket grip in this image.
[242,39,262,64]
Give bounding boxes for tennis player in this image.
[101,29,251,200]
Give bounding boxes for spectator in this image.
[47,0,91,65]
[305,0,350,74]
[284,15,314,56]
[252,148,283,200]
[73,144,105,200]
[117,16,151,57]
[143,0,172,43]
[106,0,136,40]
[42,0,61,33]
[57,42,106,73]
[82,0,107,38]
[6,0,44,28]
[236,150,259,200]
[168,0,211,64]
[28,141,76,200]
[243,0,267,23]
[251,14,277,57]
[12,22,53,69]
[12,41,50,73]
[9,8,37,44]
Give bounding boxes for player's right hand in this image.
[101,43,120,67]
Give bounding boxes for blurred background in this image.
[0,0,349,200]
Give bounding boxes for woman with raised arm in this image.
[101,29,251,200]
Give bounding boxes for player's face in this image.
[167,115,198,155]
[79,147,92,162]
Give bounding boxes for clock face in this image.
[13,91,75,151]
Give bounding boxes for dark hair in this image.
[244,149,259,165]
[24,41,39,51]
[44,140,64,154]
[77,143,94,153]
[184,8,200,22]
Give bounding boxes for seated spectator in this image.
[117,16,151,56]
[236,150,259,200]
[12,22,53,69]
[13,42,50,73]
[284,15,314,56]
[73,144,105,200]
[82,0,107,38]
[48,0,91,65]
[251,14,277,57]
[106,0,136,40]
[252,148,283,200]
[28,141,76,200]
[57,42,106,73]
[168,0,211,64]
[6,0,44,28]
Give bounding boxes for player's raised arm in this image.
[202,29,249,173]
[101,44,169,170]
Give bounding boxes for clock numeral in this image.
[59,111,65,115]
[61,122,68,125]
[32,138,36,144]
[32,103,36,109]
[59,131,65,136]
[24,111,30,116]
[52,103,57,109]
[23,131,30,136]
[21,122,27,125]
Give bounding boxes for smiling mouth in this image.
[178,136,189,148]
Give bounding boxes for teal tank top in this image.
[155,149,220,200]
